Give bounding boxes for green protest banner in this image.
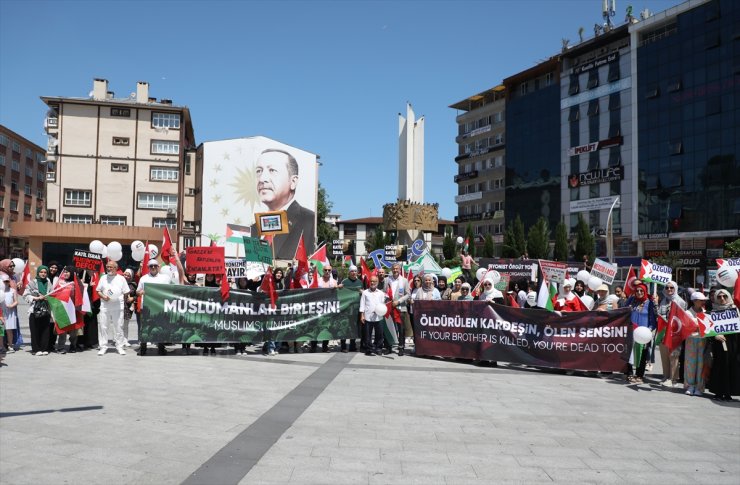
[242,236,273,265]
[141,285,360,344]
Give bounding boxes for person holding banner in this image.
[360,275,386,356]
[478,280,503,304]
[96,261,130,356]
[622,282,657,383]
[136,260,174,356]
[415,275,441,302]
[685,292,709,396]
[339,265,362,353]
[385,263,411,356]
[459,283,474,301]
[656,281,686,387]
[450,277,463,301]
[708,289,739,401]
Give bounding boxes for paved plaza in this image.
[1,306,739,485]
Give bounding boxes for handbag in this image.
[32,299,50,318]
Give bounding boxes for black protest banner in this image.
[73,249,103,271]
[413,301,632,372]
[141,285,360,344]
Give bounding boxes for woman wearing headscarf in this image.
[656,281,686,387]
[50,266,78,354]
[621,281,656,383]
[23,265,52,356]
[707,289,740,401]
[553,280,581,312]
[478,279,504,304]
[685,292,710,396]
[0,259,17,289]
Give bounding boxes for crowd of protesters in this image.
[0,252,737,403]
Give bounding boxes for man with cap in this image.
[96,261,130,356]
[338,265,363,352]
[136,259,173,355]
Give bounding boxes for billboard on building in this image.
[201,136,317,260]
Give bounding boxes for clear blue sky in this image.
[0,0,678,221]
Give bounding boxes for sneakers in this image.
[117,348,126,355]
[98,348,107,356]
[35,351,43,356]
[123,341,132,348]
[685,386,695,395]
[661,379,673,387]
[42,351,49,356]
[692,389,703,397]
[6,348,14,353]
[268,349,277,356]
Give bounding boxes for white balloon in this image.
[587,276,603,292]
[101,247,108,259]
[11,258,25,276]
[456,236,464,245]
[606,294,620,305]
[576,270,591,286]
[131,248,145,262]
[107,241,122,254]
[148,244,159,259]
[108,249,122,262]
[476,268,488,282]
[716,264,738,288]
[441,267,452,279]
[634,326,653,345]
[485,270,501,284]
[89,240,105,254]
[375,303,388,317]
[131,240,145,253]
[580,294,595,310]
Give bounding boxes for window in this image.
[545,72,553,86]
[587,100,599,117]
[568,106,580,122]
[588,152,600,171]
[608,147,621,166]
[100,215,126,225]
[608,124,621,138]
[138,192,177,210]
[111,163,129,172]
[37,171,44,182]
[35,206,42,217]
[25,148,32,159]
[667,79,682,93]
[151,140,179,155]
[152,112,181,129]
[0,134,7,146]
[705,31,720,49]
[10,181,18,193]
[494,111,504,123]
[494,133,504,145]
[36,189,43,199]
[152,217,177,229]
[12,141,20,153]
[63,214,93,224]
[24,184,31,196]
[0,155,5,166]
[46,209,55,221]
[669,140,683,155]
[184,155,191,175]
[64,189,92,207]
[149,167,180,182]
[112,137,130,146]
[587,70,599,89]
[706,97,721,115]
[0,196,4,208]
[10,199,18,211]
[111,108,131,117]
[608,93,620,110]
[610,180,621,196]
[568,75,580,95]
[11,160,20,172]
[183,220,195,230]
[607,62,620,82]
[23,203,31,215]
[645,85,659,99]
[35,153,44,163]
[184,237,196,248]
[520,82,528,95]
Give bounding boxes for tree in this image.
[316,183,336,247]
[513,215,527,257]
[501,224,518,258]
[465,223,476,258]
[442,226,455,260]
[527,217,550,259]
[553,220,569,261]
[725,238,740,257]
[574,214,595,263]
[483,233,494,258]
[364,227,392,254]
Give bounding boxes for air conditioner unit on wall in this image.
[167,208,177,216]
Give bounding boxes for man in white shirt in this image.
[96,261,131,356]
[360,276,387,356]
[136,259,174,355]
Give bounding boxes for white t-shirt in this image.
[96,274,129,304]
[137,272,173,293]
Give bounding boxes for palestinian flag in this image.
[463,237,470,252]
[536,274,556,311]
[343,255,354,267]
[655,315,668,345]
[226,223,251,243]
[383,285,399,346]
[47,283,77,330]
[309,244,330,274]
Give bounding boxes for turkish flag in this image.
[260,267,278,308]
[161,227,173,264]
[507,293,520,308]
[360,257,372,289]
[220,274,230,301]
[666,301,698,351]
[623,265,637,298]
[291,234,309,289]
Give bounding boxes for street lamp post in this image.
[605,196,620,263]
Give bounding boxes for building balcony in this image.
[44,117,58,131]
[454,213,483,223]
[455,191,483,204]
[454,170,479,183]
